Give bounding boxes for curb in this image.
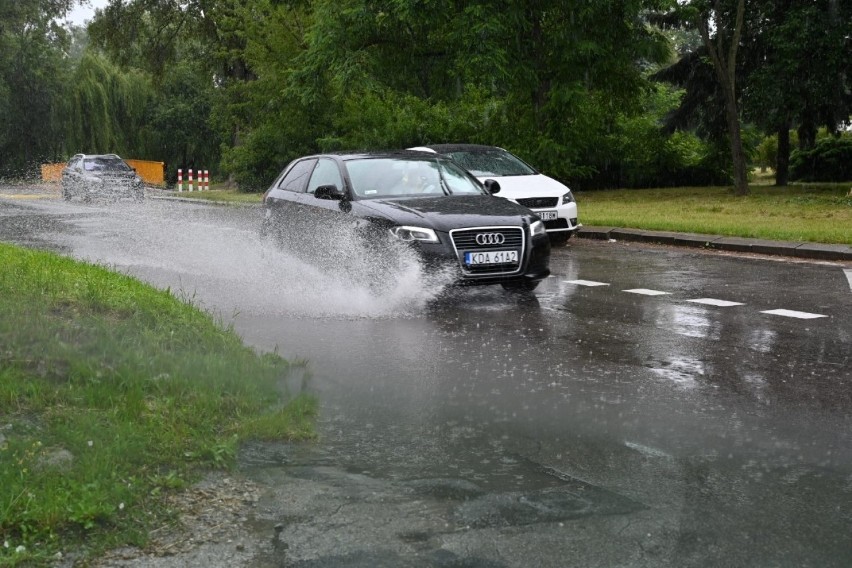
[576,226,852,262]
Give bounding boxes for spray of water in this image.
[58,199,456,319]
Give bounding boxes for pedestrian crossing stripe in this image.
[760,309,827,319]
[564,280,609,286]
[686,298,745,307]
[623,289,670,296]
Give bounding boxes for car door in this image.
[303,157,364,249]
[264,158,317,248]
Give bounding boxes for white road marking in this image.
[564,280,610,287]
[761,309,827,319]
[686,298,745,307]
[623,288,670,296]
[845,269,852,292]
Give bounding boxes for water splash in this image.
[56,199,455,319]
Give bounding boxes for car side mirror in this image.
[483,179,501,195]
[314,184,345,200]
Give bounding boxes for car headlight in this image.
[530,219,545,236]
[390,225,439,243]
[562,190,575,204]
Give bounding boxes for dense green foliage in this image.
[0,0,849,187]
[0,243,316,564]
[790,135,852,182]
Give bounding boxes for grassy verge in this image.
[166,187,262,204]
[0,243,316,566]
[578,182,852,245]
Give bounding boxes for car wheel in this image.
[61,187,72,201]
[501,280,540,292]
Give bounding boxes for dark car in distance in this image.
[61,154,144,202]
[262,151,551,290]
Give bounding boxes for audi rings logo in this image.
[475,233,505,245]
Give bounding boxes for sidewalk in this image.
[576,226,852,262]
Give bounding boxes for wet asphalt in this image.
[1,189,851,567]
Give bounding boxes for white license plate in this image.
[537,210,558,221]
[465,250,518,265]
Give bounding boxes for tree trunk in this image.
[724,88,749,194]
[798,118,817,150]
[697,0,749,195]
[775,123,790,186]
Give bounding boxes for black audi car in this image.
[262,151,551,290]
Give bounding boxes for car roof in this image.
[410,144,506,154]
[73,153,124,160]
[302,150,447,162]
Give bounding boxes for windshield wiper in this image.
[435,161,452,195]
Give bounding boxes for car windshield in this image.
[83,156,132,172]
[346,157,486,199]
[447,149,536,177]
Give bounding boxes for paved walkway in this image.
[577,226,852,262]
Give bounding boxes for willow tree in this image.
[64,52,153,156]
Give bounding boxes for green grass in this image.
[0,244,316,566]
[169,186,262,204]
[578,182,852,245]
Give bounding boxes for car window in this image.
[278,159,317,192]
[448,149,536,177]
[437,159,488,195]
[306,159,344,194]
[83,156,132,172]
[67,156,82,170]
[346,158,485,198]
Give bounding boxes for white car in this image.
[409,144,580,244]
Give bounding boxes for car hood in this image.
[355,195,535,232]
[475,173,569,199]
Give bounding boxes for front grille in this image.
[450,227,525,276]
[544,218,569,230]
[516,197,558,208]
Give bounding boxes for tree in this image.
[688,0,748,195]
[64,52,153,156]
[0,0,77,175]
[745,0,852,185]
[291,0,674,185]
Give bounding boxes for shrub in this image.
[790,135,852,182]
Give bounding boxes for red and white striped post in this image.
[204,170,209,191]
[188,168,194,192]
[177,168,183,192]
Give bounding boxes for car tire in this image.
[501,280,540,292]
[61,187,72,201]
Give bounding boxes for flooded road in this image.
[2,193,851,567]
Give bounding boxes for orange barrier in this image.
[41,158,165,186]
[125,159,165,186]
[41,163,65,182]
